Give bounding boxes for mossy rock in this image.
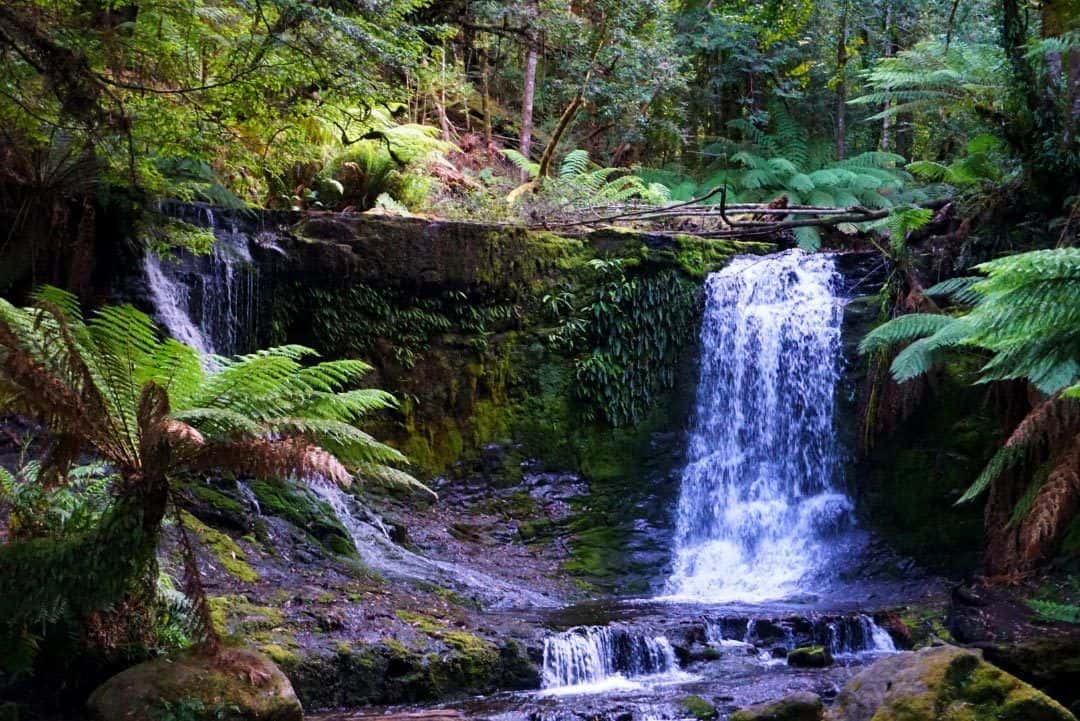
[731,692,824,721]
[86,648,302,721]
[826,645,1076,721]
[787,646,832,668]
[181,512,260,583]
[246,478,355,557]
[208,595,285,638]
[683,695,719,720]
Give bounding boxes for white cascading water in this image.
[142,207,257,356]
[541,626,679,692]
[666,251,854,603]
[704,614,896,656]
[308,482,559,609]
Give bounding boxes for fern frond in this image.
[859,314,957,355]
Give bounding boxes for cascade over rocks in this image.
[86,649,303,721]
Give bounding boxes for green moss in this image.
[899,608,954,648]
[859,358,993,571]
[260,644,301,666]
[682,695,718,721]
[441,630,492,656]
[394,610,445,636]
[787,646,832,668]
[246,478,355,558]
[668,236,775,279]
[206,595,284,637]
[181,512,259,583]
[187,484,245,517]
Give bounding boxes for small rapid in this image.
[541,626,682,693]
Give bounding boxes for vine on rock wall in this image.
[547,258,699,427]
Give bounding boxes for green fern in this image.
[850,40,1005,122]
[0,288,428,657]
[1028,599,1080,624]
[861,248,1080,516]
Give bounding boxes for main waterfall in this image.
[666,251,854,603]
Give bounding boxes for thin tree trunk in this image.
[519,1,539,182]
[836,2,850,160]
[481,47,493,143]
[881,1,893,152]
[536,36,605,179]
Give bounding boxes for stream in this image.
[142,219,917,720]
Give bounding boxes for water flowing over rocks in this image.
[117,219,1072,721]
[666,251,859,604]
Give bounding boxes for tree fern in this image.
[850,40,1005,122]
[861,248,1080,569]
[0,288,426,658]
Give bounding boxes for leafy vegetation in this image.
[0,287,420,669]
[1,0,1080,713]
[861,249,1080,574]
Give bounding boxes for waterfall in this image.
[825,615,897,656]
[703,614,897,656]
[142,207,258,356]
[666,251,854,603]
[541,626,679,690]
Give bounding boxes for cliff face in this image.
[127,205,773,595]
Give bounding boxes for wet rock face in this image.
[826,645,1076,721]
[279,639,539,709]
[86,648,303,721]
[731,692,824,721]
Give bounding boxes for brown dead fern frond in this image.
[192,438,352,487]
[1005,393,1080,451]
[1020,432,1080,562]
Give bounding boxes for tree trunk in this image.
[519,1,539,182]
[836,2,849,160]
[983,380,1037,578]
[880,1,894,152]
[535,37,604,179]
[481,47,493,143]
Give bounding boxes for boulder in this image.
[731,692,823,721]
[682,695,719,720]
[787,645,832,668]
[86,648,303,721]
[827,645,1076,721]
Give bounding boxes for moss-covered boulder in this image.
[787,645,832,668]
[86,648,303,721]
[826,646,1076,721]
[682,694,718,720]
[731,692,824,721]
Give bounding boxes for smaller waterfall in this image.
[143,251,212,354]
[142,206,259,356]
[237,481,261,516]
[542,626,679,690]
[824,615,897,656]
[308,483,559,609]
[703,614,897,657]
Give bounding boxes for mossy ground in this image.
[181,512,260,583]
